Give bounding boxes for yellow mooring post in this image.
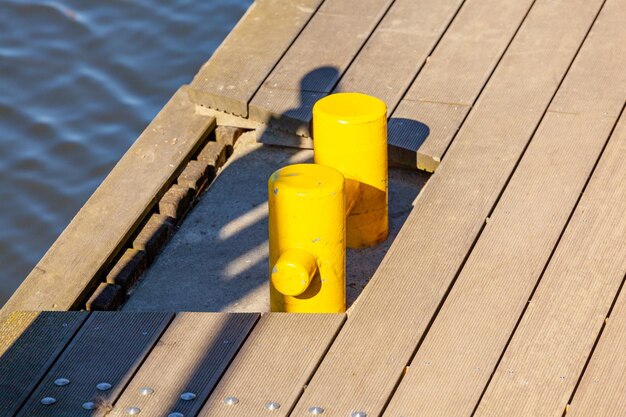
[268,164,346,313]
[269,92,388,312]
[313,92,388,248]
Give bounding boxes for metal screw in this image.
[41,397,57,405]
[180,392,197,401]
[265,402,281,410]
[168,413,184,417]
[82,402,96,410]
[96,382,112,391]
[139,387,154,396]
[54,378,70,386]
[126,407,141,415]
[308,406,324,414]
[224,396,239,405]
[352,412,367,417]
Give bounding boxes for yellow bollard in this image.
[268,164,346,313]
[312,92,388,248]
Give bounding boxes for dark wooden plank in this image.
[109,313,258,417]
[473,109,626,417]
[248,0,395,136]
[388,0,536,171]
[0,88,215,323]
[286,0,605,416]
[189,0,324,117]
[199,313,345,417]
[0,311,88,417]
[381,1,626,412]
[16,312,172,417]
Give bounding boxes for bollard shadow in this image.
[261,66,340,140]
[0,311,258,416]
[388,117,431,168]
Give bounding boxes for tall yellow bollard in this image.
[268,164,346,313]
[313,92,388,248]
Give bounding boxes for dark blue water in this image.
[0,0,252,305]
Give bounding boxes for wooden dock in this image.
[2,0,626,415]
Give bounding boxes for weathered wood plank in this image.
[333,0,465,111]
[16,312,172,417]
[388,0,536,171]
[473,110,626,417]
[198,313,345,417]
[381,1,626,413]
[0,311,88,417]
[0,88,215,323]
[248,0,395,136]
[287,0,605,416]
[189,0,324,117]
[567,273,626,417]
[109,313,258,417]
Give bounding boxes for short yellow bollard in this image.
[312,92,388,248]
[268,164,346,313]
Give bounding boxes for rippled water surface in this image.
[0,0,252,305]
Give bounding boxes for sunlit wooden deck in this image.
[2,0,626,415]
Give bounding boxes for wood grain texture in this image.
[0,311,88,417]
[382,1,626,412]
[388,0,535,171]
[110,313,258,417]
[474,109,626,417]
[248,0,395,134]
[0,88,215,323]
[287,0,605,416]
[17,312,172,417]
[190,0,323,117]
[333,0,465,112]
[198,313,345,417]
[568,259,626,417]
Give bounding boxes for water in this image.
[0,0,252,306]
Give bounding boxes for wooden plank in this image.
[0,311,88,417]
[381,1,626,413]
[109,313,258,417]
[567,273,626,416]
[286,1,605,416]
[388,0,536,171]
[189,0,324,117]
[389,101,469,172]
[473,110,626,417]
[16,312,172,417]
[198,313,345,417]
[333,0,465,111]
[248,0,395,136]
[0,88,215,323]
